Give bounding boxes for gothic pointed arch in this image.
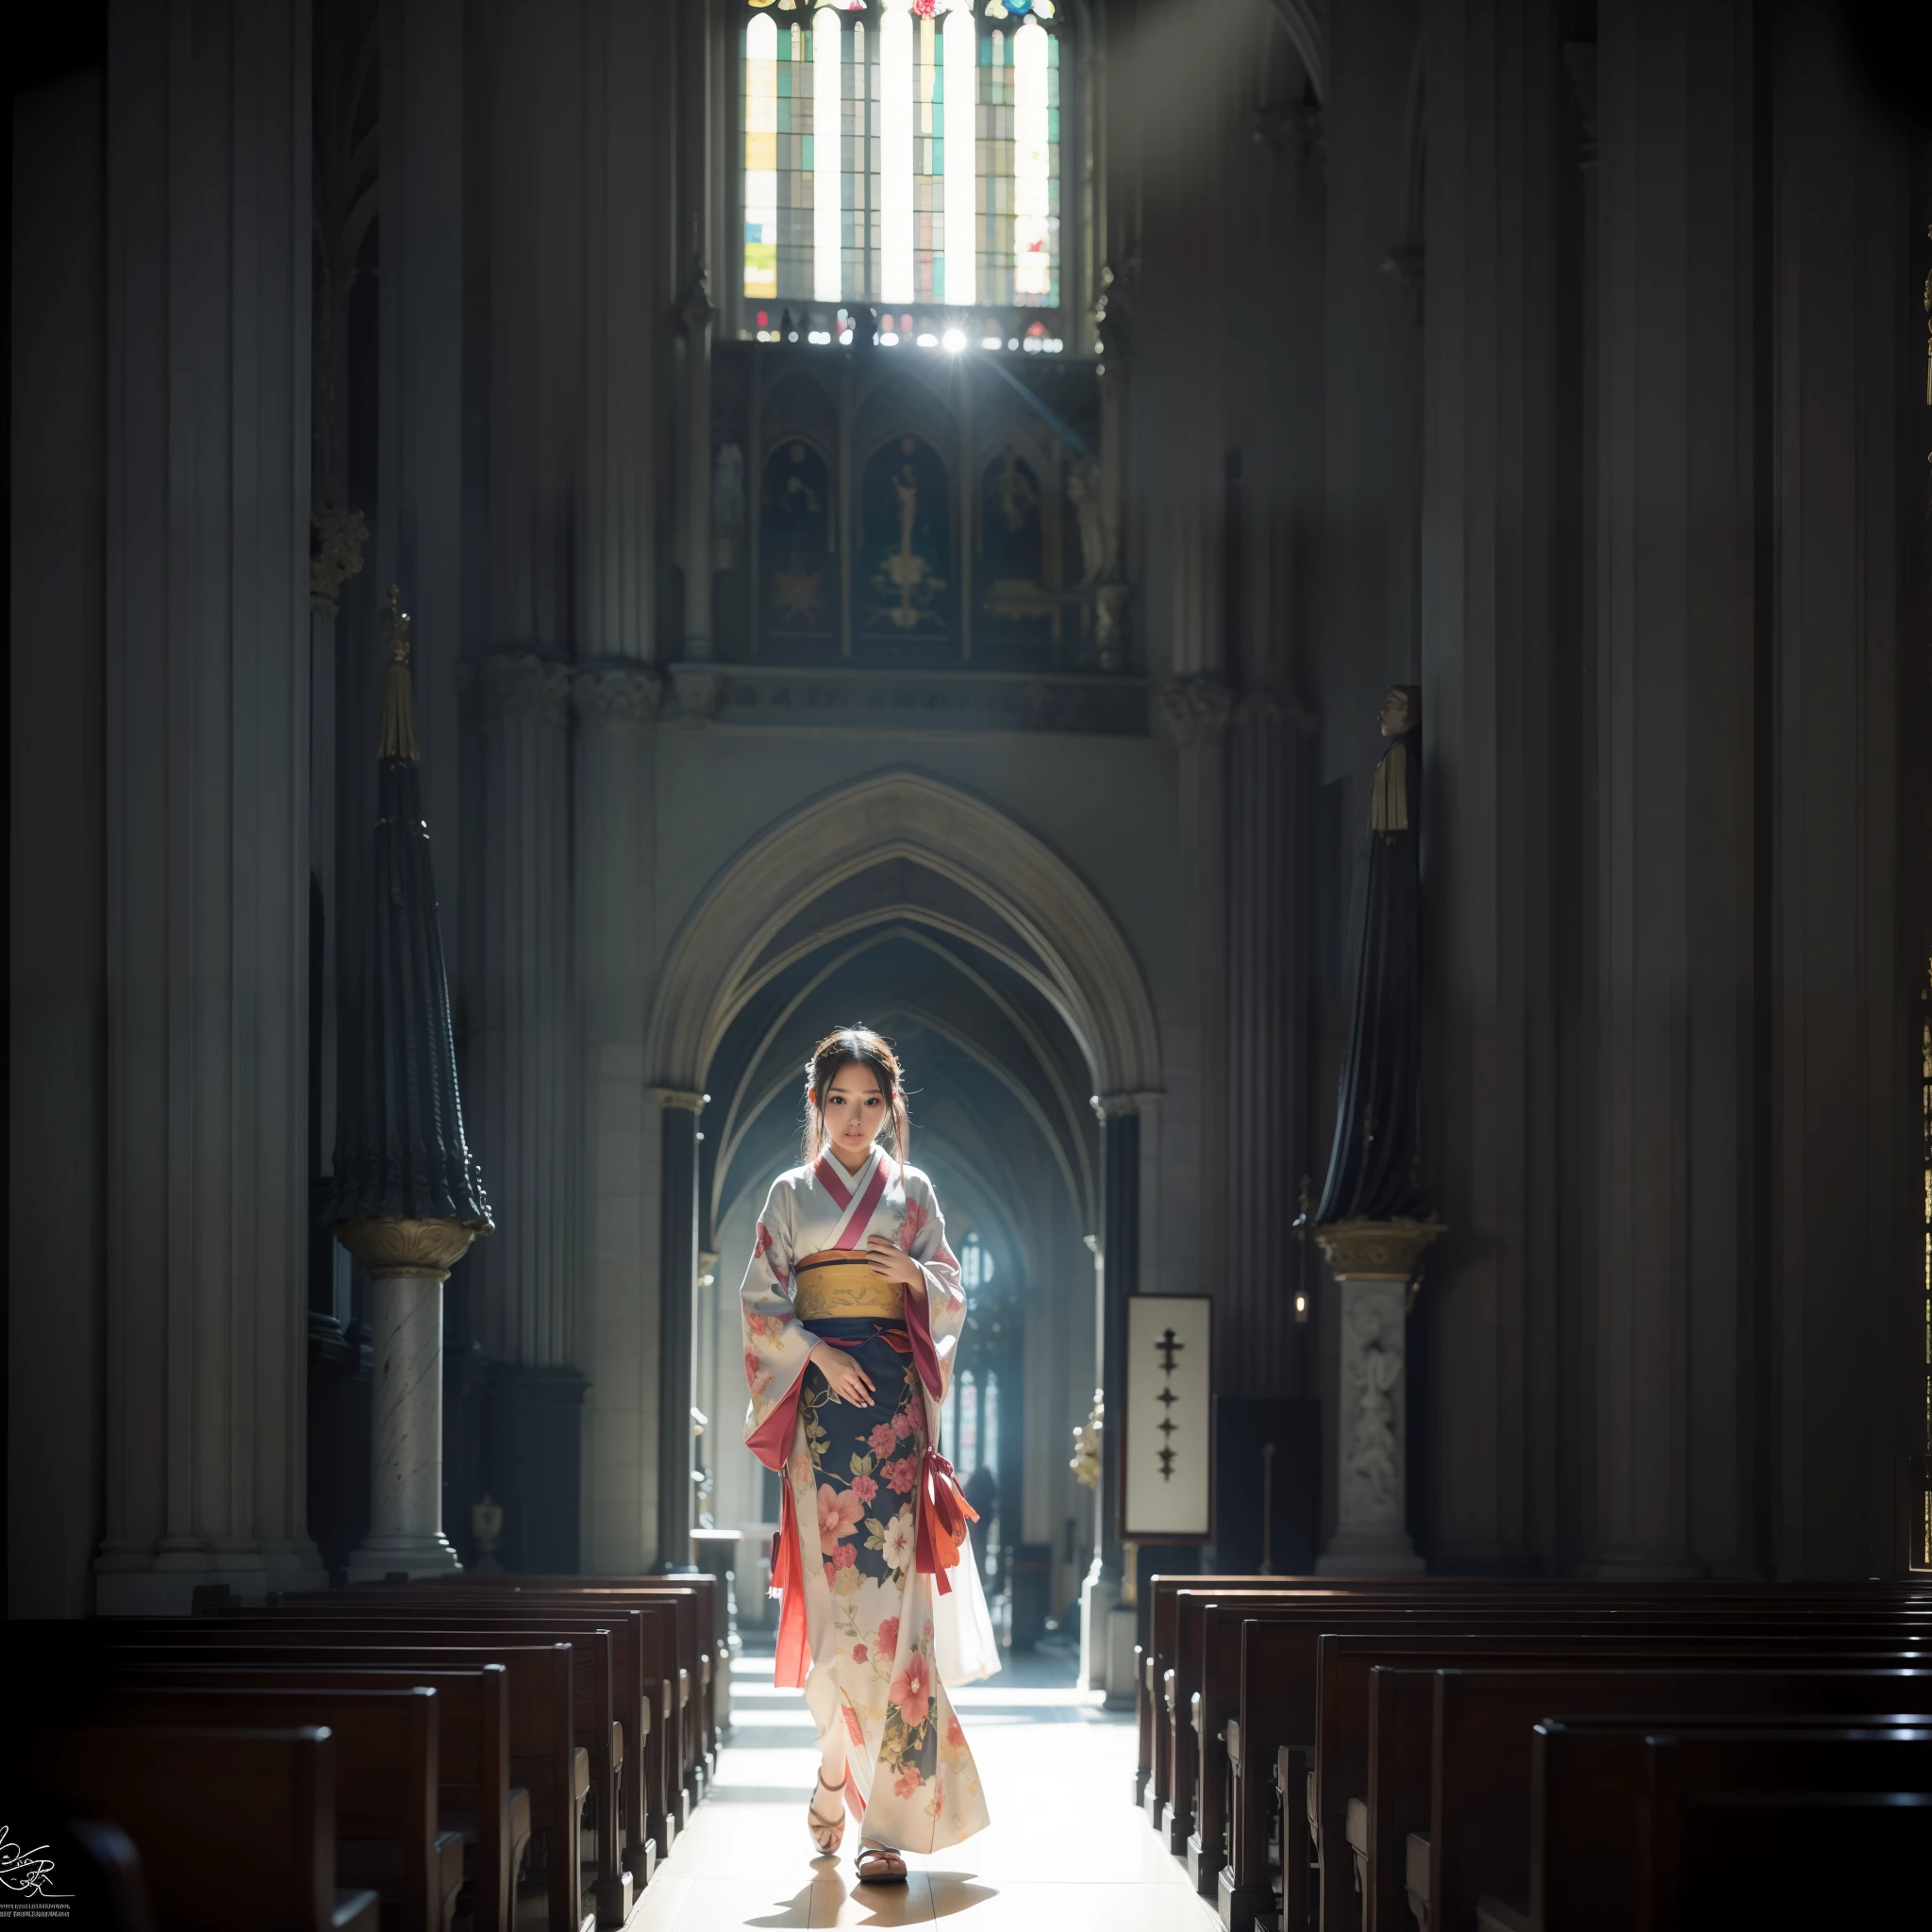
[648,769,1161,1102]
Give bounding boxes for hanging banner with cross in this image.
[1121,1293,1213,1542]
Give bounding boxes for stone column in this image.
[1588,0,1757,1576]
[656,1091,704,1572]
[1313,1223,1442,1575]
[1081,1094,1143,1702]
[466,652,585,1568]
[576,666,664,1580]
[674,0,716,661]
[1224,691,1310,1398]
[94,0,325,1612]
[468,653,576,1366]
[341,1221,478,1579]
[1417,0,1562,1573]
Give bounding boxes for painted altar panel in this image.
[855,430,954,656]
[759,437,839,652]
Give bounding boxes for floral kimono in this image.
[741,1146,996,1853]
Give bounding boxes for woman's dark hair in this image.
[802,1025,910,1169]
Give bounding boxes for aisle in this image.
[629,1641,1217,1929]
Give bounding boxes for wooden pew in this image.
[473,1582,703,1823]
[440,1576,718,1787]
[97,1659,522,1932]
[1530,1713,1932,1932]
[91,1635,583,1932]
[276,1589,666,1893]
[1633,1725,1932,1932]
[204,1607,626,1925]
[87,1685,457,1932]
[1142,1576,1337,1829]
[1425,1664,1932,1932]
[1168,1590,1291,1862]
[17,1724,375,1932]
[1316,1620,1932,1932]
[430,1586,679,1873]
[1212,1590,1932,1932]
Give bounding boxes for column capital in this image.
[334,1215,485,1283]
[1091,1089,1162,1120]
[574,659,666,727]
[468,650,574,724]
[653,1087,707,1113]
[1159,675,1235,749]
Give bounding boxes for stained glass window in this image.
[741,0,1061,326]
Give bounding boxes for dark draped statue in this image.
[1314,685,1424,1224]
[325,588,492,1234]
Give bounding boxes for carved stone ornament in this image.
[1312,1214,1447,1284]
[573,661,666,727]
[473,651,574,725]
[310,503,369,615]
[669,664,728,724]
[1160,675,1236,750]
[334,1214,485,1282]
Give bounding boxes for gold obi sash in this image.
[794,1250,904,1323]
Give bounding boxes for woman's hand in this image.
[810,1341,876,1406]
[862,1235,924,1288]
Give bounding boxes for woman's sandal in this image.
[808,1770,846,1856]
[855,1843,908,1885]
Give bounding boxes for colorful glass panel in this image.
[743,0,1058,319]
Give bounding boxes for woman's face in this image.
[822,1062,888,1161]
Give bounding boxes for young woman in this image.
[741,1026,997,1882]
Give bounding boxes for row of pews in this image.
[2,1572,725,1932]
[1132,1574,1932,1932]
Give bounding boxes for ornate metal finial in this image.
[375,585,421,763]
[381,583,411,665]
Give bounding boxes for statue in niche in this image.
[761,440,835,641]
[1313,685,1426,1224]
[1066,458,1115,584]
[980,447,1054,641]
[859,433,949,639]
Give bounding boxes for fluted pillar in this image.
[94,0,325,1611]
[656,1091,704,1572]
[1417,0,1562,1572]
[1224,691,1308,1396]
[577,666,664,1578]
[467,654,577,1368]
[1588,0,1757,1576]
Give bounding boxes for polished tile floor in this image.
[625,1641,1218,1929]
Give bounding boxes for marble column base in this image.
[1079,1567,1118,1690]
[345,1272,461,1581]
[1317,1274,1424,1577]
[1103,1601,1140,1707]
[1314,1524,1425,1576]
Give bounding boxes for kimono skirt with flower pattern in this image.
[741,1149,994,1854]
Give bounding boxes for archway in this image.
[650,771,1160,1645]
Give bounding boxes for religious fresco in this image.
[759,439,839,651]
[857,432,952,652]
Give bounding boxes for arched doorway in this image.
[647,770,1160,1638]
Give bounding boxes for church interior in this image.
[7,0,1932,1926]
